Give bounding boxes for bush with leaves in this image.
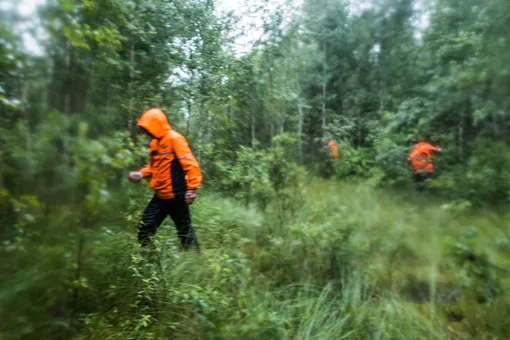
[428,139,510,205]
[372,134,412,187]
[205,144,273,210]
[333,142,374,179]
[0,112,138,338]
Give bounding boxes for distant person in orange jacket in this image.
[408,139,442,183]
[128,108,202,250]
[327,140,340,161]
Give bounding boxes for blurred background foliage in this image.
[1,0,510,338]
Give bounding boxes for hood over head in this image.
[137,108,172,139]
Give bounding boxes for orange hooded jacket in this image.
[408,142,442,174]
[137,108,202,200]
[327,140,339,160]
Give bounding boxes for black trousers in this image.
[413,172,431,183]
[138,195,200,251]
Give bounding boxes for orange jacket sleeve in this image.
[140,165,153,178]
[425,143,442,153]
[172,133,202,190]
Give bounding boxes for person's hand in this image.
[128,171,144,183]
[185,190,197,205]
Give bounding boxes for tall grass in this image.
[1,180,509,339]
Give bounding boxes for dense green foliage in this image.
[1,0,510,338]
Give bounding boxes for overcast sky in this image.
[218,0,303,55]
[10,0,294,56]
[2,0,47,55]
[10,0,428,55]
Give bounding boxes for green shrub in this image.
[373,135,411,187]
[334,142,374,179]
[429,139,510,205]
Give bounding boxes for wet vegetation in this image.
[1,0,510,338]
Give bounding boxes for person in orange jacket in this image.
[327,139,340,161]
[407,139,442,183]
[128,108,202,250]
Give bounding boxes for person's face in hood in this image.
[138,126,155,139]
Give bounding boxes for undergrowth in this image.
[1,180,509,339]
